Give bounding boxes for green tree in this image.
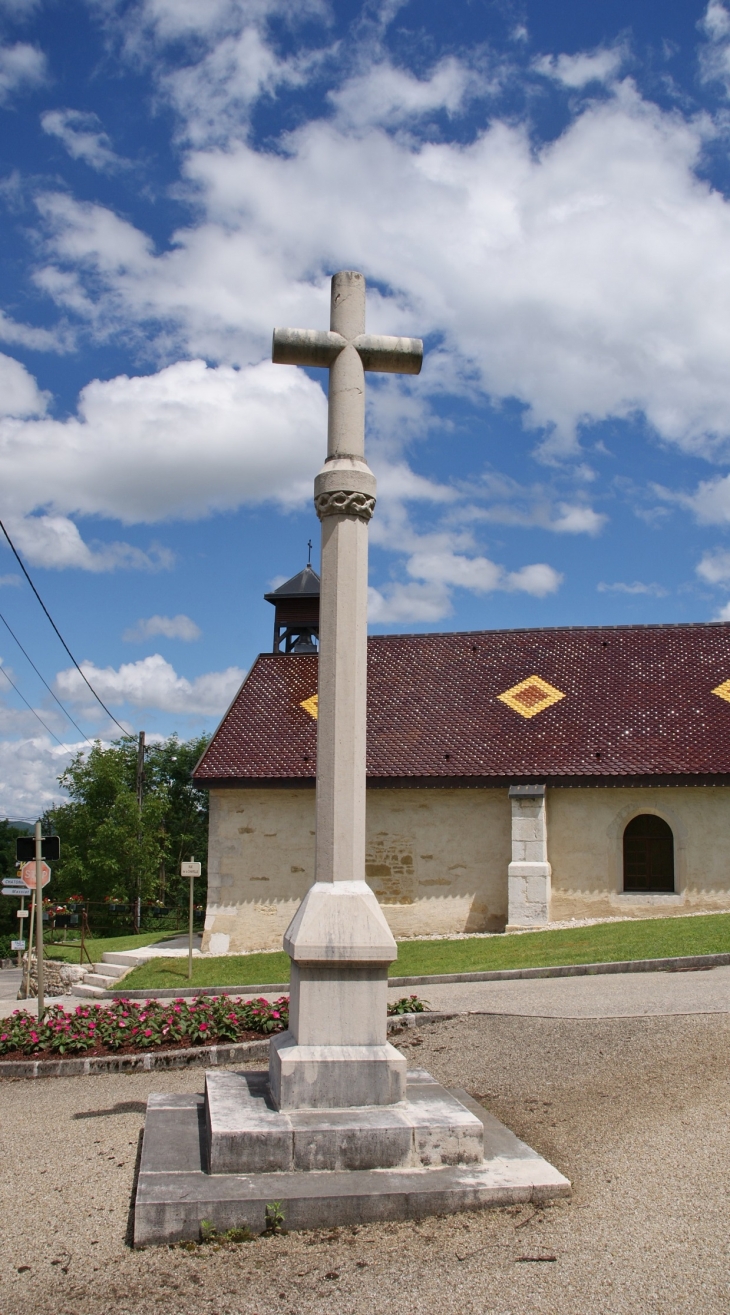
[46,734,210,912]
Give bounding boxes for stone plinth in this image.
[269,879,406,1109]
[133,1073,570,1245]
[206,1069,484,1173]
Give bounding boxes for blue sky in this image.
[1,0,730,815]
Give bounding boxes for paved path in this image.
[395,963,730,1018]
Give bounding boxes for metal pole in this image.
[35,820,44,1021]
[17,895,24,968]
[188,858,194,981]
[135,731,145,933]
[24,887,35,999]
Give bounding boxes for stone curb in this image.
[0,1012,453,1080]
[89,949,730,999]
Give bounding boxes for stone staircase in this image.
[73,940,203,997]
[74,951,143,998]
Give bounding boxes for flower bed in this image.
[0,995,289,1061]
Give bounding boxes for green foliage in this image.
[199,1221,254,1245]
[387,995,429,1014]
[43,733,210,909]
[121,949,291,990]
[263,1201,286,1235]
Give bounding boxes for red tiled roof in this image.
[193,623,730,784]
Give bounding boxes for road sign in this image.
[16,910,28,918]
[2,887,28,897]
[181,861,202,878]
[2,875,25,885]
[16,836,59,863]
[20,861,50,890]
[11,940,25,951]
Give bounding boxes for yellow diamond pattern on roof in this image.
[711,679,730,704]
[497,674,566,720]
[300,694,318,719]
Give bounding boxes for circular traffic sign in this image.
[20,860,51,890]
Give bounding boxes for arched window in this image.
[623,814,674,893]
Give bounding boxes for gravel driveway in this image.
[1,1010,728,1315]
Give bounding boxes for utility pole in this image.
[34,819,44,1021]
[135,730,145,933]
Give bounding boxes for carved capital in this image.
[314,489,376,522]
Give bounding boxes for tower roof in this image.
[264,565,320,604]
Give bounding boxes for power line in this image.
[0,519,129,736]
[0,607,93,746]
[0,662,70,751]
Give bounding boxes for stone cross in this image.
[270,271,423,1110]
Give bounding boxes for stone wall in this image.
[202,783,730,953]
[19,957,87,998]
[548,785,730,921]
[202,786,511,954]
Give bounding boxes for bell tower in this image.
[264,564,320,654]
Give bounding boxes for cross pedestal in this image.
[133,272,570,1244]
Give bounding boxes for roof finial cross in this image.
[307,538,312,566]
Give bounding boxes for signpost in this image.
[181,859,201,980]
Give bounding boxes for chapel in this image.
[194,566,730,953]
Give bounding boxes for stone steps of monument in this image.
[74,982,107,998]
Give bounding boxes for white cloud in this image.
[463,474,606,534]
[715,600,730,619]
[5,515,174,573]
[549,503,606,534]
[699,1,730,92]
[368,580,452,624]
[679,473,730,525]
[32,68,730,463]
[161,27,313,148]
[55,654,245,715]
[597,580,668,596]
[0,310,71,353]
[0,358,326,536]
[0,352,48,417]
[0,575,19,586]
[696,548,730,584]
[0,736,73,818]
[123,614,202,642]
[330,56,488,128]
[533,46,625,89]
[40,109,127,172]
[0,41,46,103]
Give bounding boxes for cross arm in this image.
[272,327,423,375]
[351,334,423,375]
[272,328,346,367]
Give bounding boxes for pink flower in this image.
[144,1029,152,1037]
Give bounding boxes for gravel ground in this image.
[1,1011,729,1315]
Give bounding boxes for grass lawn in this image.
[45,932,181,965]
[117,912,730,991]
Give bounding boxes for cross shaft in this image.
[269,271,423,1112]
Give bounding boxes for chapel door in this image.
[623,814,674,892]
